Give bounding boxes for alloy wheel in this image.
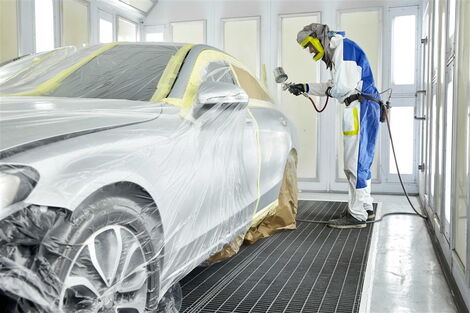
[59,225,148,313]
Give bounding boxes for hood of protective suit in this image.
[296,23,334,70]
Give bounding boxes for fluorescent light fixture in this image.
[119,0,154,12]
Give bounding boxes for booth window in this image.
[99,11,114,43]
[35,0,55,52]
[391,15,416,85]
[117,17,137,42]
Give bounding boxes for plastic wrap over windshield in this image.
[0,46,297,313]
[0,44,180,100]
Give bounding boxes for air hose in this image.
[305,94,330,113]
[298,91,428,225]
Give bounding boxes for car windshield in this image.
[0,44,181,101]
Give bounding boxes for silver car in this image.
[0,43,297,313]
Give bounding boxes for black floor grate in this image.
[180,200,375,313]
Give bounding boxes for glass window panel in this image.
[117,17,137,42]
[444,78,453,225]
[448,0,456,40]
[281,14,320,179]
[392,15,416,85]
[171,20,205,44]
[99,18,113,43]
[146,32,163,42]
[433,2,439,74]
[389,107,414,174]
[62,0,89,47]
[35,0,55,52]
[223,19,259,77]
[0,0,18,63]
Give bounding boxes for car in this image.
[0,42,298,313]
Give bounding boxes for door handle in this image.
[280,119,288,126]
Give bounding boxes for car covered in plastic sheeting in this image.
[0,43,298,313]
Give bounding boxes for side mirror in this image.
[193,81,249,119]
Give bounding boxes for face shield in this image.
[300,36,324,62]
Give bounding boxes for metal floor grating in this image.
[180,200,376,313]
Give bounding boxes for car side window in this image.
[231,65,271,102]
[201,61,237,85]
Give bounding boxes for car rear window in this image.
[47,45,179,101]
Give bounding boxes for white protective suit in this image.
[306,34,381,221]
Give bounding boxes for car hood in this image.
[0,96,163,153]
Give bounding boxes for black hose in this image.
[297,99,428,225]
[307,94,329,113]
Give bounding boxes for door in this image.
[231,64,293,213]
[418,3,430,203]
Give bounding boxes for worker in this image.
[288,23,380,229]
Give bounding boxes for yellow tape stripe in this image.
[248,108,262,218]
[3,43,119,97]
[343,107,360,136]
[176,50,246,109]
[150,44,194,102]
[250,200,279,227]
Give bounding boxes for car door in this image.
[230,65,295,213]
[164,57,260,275]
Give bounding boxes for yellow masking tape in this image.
[248,109,262,218]
[170,50,246,109]
[3,43,119,97]
[150,44,194,102]
[343,107,360,136]
[251,200,279,227]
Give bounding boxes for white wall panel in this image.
[223,17,259,77]
[0,0,18,62]
[62,0,90,47]
[280,13,321,180]
[171,20,206,44]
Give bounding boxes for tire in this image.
[40,187,163,313]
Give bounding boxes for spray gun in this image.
[273,67,308,98]
[273,66,329,112]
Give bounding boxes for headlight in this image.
[0,165,39,209]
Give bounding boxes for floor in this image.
[299,192,458,313]
[181,201,374,313]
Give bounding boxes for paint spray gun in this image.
[273,67,308,98]
[273,66,329,112]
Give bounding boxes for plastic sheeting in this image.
[208,152,298,262]
[0,43,297,313]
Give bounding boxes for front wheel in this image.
[47,191,162,313]
[60,225,149,313]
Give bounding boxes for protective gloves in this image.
[288,83,308,96]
